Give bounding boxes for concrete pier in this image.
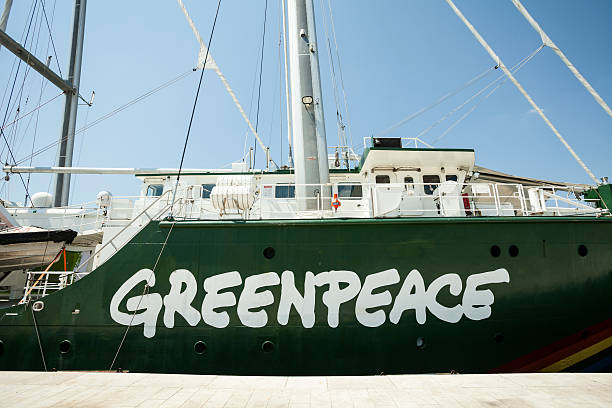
[0,371,610,407]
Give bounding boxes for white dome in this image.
[31,192,53,208]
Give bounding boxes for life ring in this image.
[332,193,341,210]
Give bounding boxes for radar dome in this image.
[31,192,53,208]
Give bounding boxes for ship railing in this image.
[22,270,89,302]
[362,136,433,149]
[86,190,177,271]
[248,181,605,220]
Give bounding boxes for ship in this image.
[0,0,610,375]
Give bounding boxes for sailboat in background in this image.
[0,0,610,374]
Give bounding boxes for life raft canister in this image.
[332,193,341,210]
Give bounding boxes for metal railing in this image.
[363,136,433,149]
[22,270,89,302]
[249,181,603,219]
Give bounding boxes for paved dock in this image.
[0,371,610,407]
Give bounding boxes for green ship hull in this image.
[0,216,611,374]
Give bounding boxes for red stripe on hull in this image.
[491,318,612,373]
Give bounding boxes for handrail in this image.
[75,190,175,273]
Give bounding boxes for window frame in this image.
[375,175,391,184]
[201,184,215,199]
[423,175,441,195]
[275,184,295,199]
[146,184,164,197]
[337,183,363,199]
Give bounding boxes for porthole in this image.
[59,340,71,354]
[509,245,519,257]
[490,245,501,258]
[416,337,426,350]
[578,245,588,257]
[0,340,4,356]
[263,247,275,259]
[32,301,44,312]
[494,333,504,344]
[262,341,275,353]
[194,341,207,355]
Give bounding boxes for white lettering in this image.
[390,269,427,324]
[163,269,200,328]
[277,271,316,328]
[425,273,463,323]
[463,268,510,320]
[110,269,162,338]
[238,272,280,328]
[316,270,361,328]
[109,267,511,337]
[355,269,400,327]
[201,271,242,328]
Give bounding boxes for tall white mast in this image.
[53,0,87,206]
[287,0,329,210]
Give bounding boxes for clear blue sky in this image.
[1,0,611,205]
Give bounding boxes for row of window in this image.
[146,184,216,199]
[375,174,457,195]
[145,175,457,200]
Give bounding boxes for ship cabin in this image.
[127,141,599,223]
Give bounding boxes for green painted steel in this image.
[585,184,612,210]
[0,217,610,374]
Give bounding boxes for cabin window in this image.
[202,184,215,199]
[423,175,440,195]
[375,175,390,184]
[404,176,414,190]
[337,184,363,199]
[446,175,458,182]
[275,184,295,198]
[146,184,163,197]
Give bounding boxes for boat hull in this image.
[0,217,610,374]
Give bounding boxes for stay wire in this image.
[416,45,543,142]
[326,0,353,150]
[108,222,175,371]
[0,1,39,206]
[39,0,62,77]
[374,64,496,138]
[253,0,269,167]
[13,69,194,166]
[170,0,223,215]
[431,45,544,145]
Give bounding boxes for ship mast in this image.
[286,0,329,210]
[53,0,87,207]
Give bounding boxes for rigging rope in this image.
[445,0,599,184]
[511,0,612,121]
[418,45,543,142]
[177,0,268,156]
[375,65,496,138]
[0,91,64,133]
[0,1,39,206]
[326,0,353,150]
[431,47,543,145]
[281,0,292,166]
[39,0,62,77]
[111,0,223,369]
[319,0,346,148]
[170,0,223,215]
[13,70,194,166]
[109,222,175,371]
[253,0,269,167]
